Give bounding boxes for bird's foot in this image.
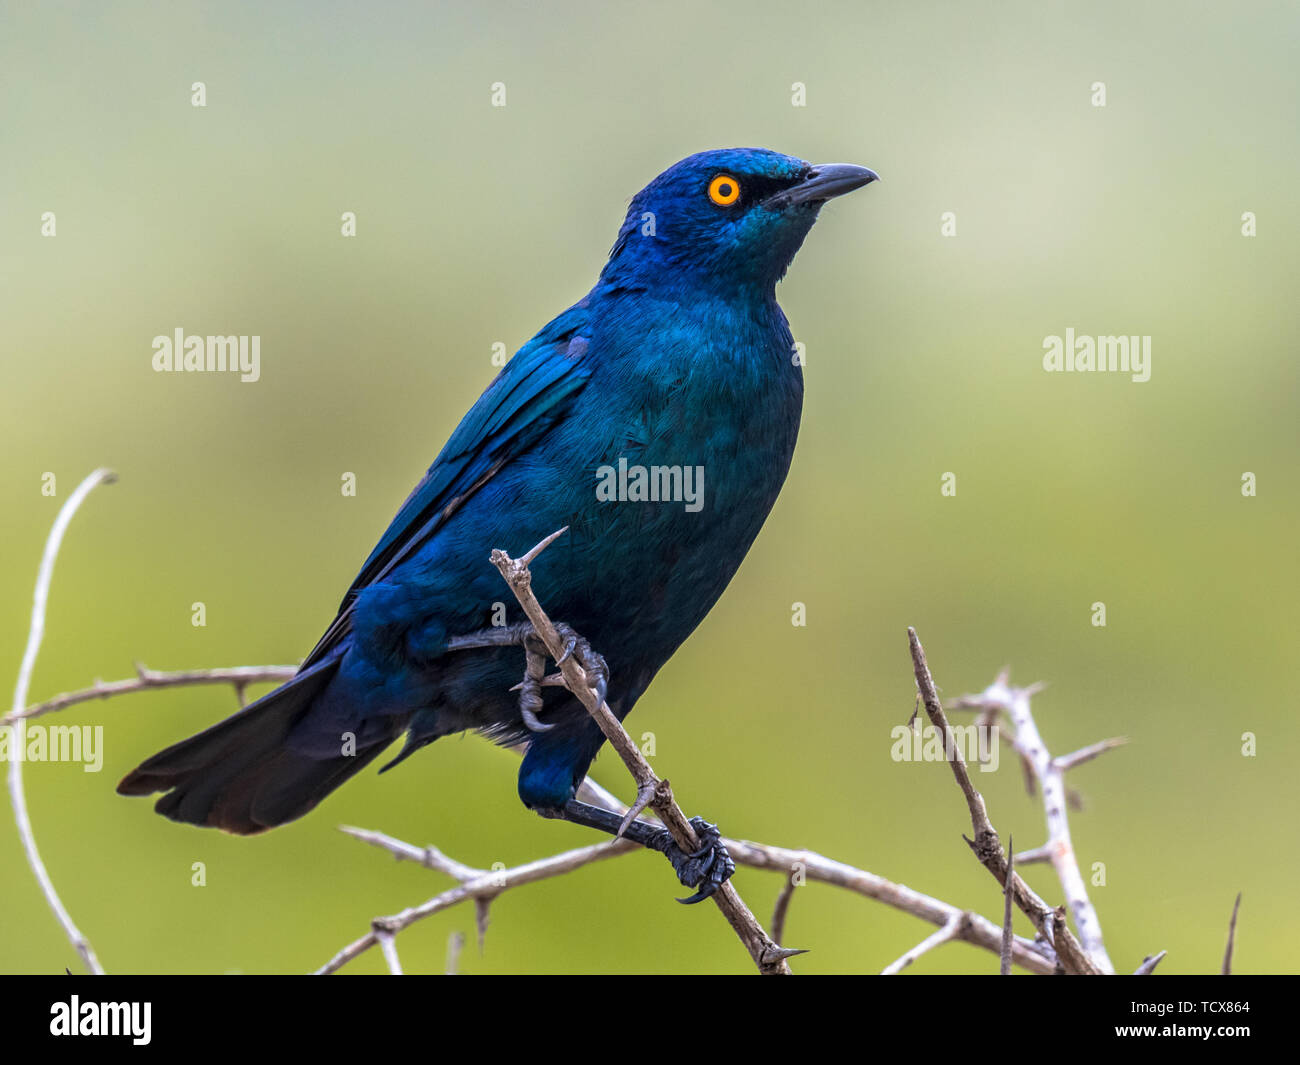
[646,817,736,904]
[445,621,608,733]
[544,800,735,904]
[516,624,607,733]
[549,622,609,708]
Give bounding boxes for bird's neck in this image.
[588,279,800,388]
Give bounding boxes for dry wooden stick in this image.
[332,766,1061,975]
[770,872,798,947]
[575,776,1058,974]
[3,663,299,726]
[331,816,1060,974]
[950,670,1122,973]
[1001,836,1015,975]
[907,627,1104,975]
[490,529,795,975]
[881,912,971,975]
[315,834,638,974]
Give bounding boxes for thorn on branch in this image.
[490,531,792,976]
[1222,892,1242,976]
[445,931,466,975]
[771,870,798,946]
[1135,950,1167,975]
[908,627,1105,975]
[475,898,492,953]
[1000,836,1014,976]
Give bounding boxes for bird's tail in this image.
[117,657,404,835]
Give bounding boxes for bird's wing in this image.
[301,302,594,668]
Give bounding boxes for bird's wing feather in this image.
[301,303,594,668]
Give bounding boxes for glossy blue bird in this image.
[119,148,877,901]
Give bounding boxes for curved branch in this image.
[7,467,116,975]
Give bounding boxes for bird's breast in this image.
[542,296,804,658]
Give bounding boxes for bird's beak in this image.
[764,163,880,209]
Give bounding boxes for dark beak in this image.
[764,163,879,209]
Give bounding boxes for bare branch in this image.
[333,782,1061,975]
[490,532,794,975]
[1053,737,1128,773]
[315,835,638,974]
[908,627,1103,975]
[949,666,1119,973]
[882,913,969,975]
[7,467,116,975]
[4,664,300,726]
[771,872,797,947]
[1013,844,1054,866]
[1001,837,1014,975]
[1135,951,1167,975]
[339,825,482,881]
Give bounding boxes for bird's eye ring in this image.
[708,174,741,206]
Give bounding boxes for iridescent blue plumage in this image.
[120,149,876,869]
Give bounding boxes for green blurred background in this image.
[2,0,1296,975]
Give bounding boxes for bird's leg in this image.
[444,621,536,652]
[452,618,726,898]
[444,621,609,733]
[538,799,736,904]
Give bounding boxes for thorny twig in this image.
[315,831,638,975]
[949,669,1124,973]
[326,777,1059,975]
[11,494,1184,976]
[489,529,796,974]
[1001,836,1015,976]
[907,628,1108,975]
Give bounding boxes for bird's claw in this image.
[551,623,609,707]
[554,633,577,665]
[518,631,554,732]
[647,817,735,904]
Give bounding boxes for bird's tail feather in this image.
[117,657,402,835]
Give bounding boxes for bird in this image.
[119,148,877,902]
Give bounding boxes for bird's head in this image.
[601,148,877,295]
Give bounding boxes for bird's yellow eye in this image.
[708,174,741,206]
